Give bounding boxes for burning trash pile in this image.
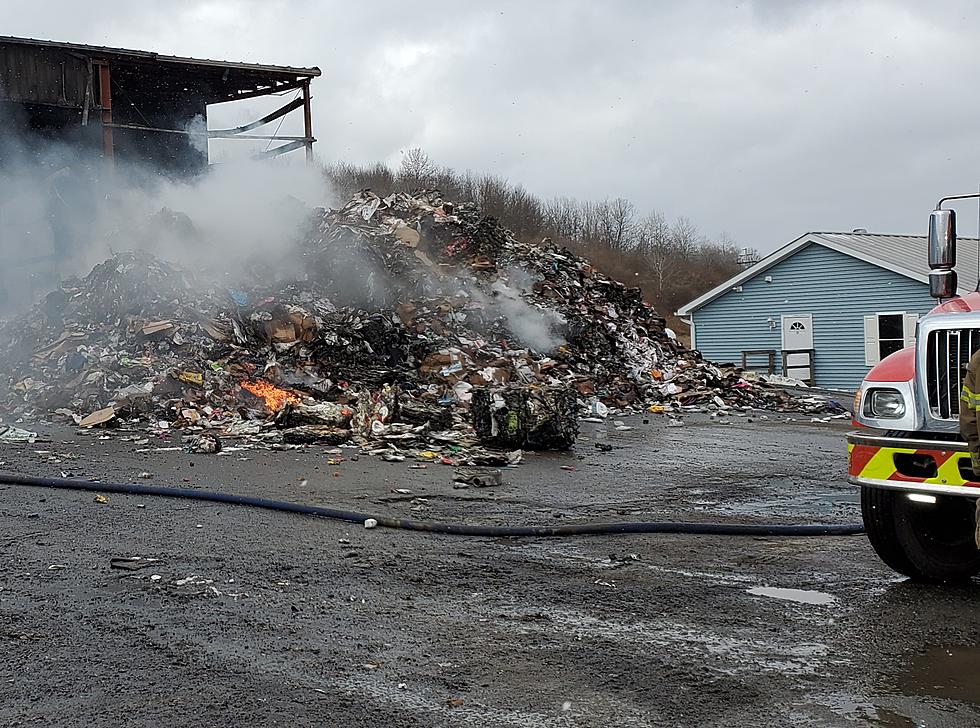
[0,190,832,460]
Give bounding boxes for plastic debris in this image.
[0,424,38,443]
[471,386,578,450]
[0,191,835,468]
[110,556,162,571]
[189,433,222,454]
[453,468,503,487]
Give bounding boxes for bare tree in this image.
[397,147,435,191]
[637,211,677,300]
[600,197,638,250]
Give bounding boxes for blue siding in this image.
[691,243,935,389]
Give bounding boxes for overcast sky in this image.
[7,0,980,252]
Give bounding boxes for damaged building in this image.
[0,35,321,172]
[0,36,320,308]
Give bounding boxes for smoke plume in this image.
[0,102,332,313]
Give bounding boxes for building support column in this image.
[96,62,114,164]
[302,80,313,165]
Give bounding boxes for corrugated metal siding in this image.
[692,242,936,389]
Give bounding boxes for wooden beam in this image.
[302,80,313,165]
[96,63,113,163]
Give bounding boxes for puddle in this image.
[746,586,836,605]
[898,646,980,704]
[708,491,860,518]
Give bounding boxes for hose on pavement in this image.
[0,472,865,537]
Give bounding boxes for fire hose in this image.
[0,473,864,537]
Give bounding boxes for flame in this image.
[241,379,300,411]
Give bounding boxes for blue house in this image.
[676,232,980,390]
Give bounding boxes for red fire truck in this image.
[849,195,980,581]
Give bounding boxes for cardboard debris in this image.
[0,190,839,463]
[80,406,117,428]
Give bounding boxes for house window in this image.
[864,312,918,366]
[877,314,905,359]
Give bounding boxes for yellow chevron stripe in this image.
[936,455,967,485]
[860,446,907,480]
[853,444,977,487]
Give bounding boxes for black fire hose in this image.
[0,473,864,537]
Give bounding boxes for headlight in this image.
[865,388,906,418]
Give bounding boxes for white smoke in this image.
[0,100,332,312]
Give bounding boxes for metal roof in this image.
[0,35,320,78]
[814,231,979,283]
[676,231,980,316]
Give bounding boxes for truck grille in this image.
[926,328,980,419]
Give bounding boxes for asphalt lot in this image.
[1,413,978,727]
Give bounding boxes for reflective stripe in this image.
[848,441,980,487]
[961,385,980,410]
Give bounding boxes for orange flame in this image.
[241,379,300,411]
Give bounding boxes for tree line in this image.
[324,148,752,325]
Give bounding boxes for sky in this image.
[5,0,980,253]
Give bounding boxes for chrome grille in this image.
[926,328,980,419]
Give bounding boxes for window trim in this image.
[864,311,918,366]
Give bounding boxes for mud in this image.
[1,413,979,726]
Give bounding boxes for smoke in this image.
[97,158,330,276]
[184,114,208,157]
[456,273,565,353]
[0,102,566,358]
[0,102,332,312]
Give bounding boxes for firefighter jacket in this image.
[960,348,980,471]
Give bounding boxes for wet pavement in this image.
[1,413,979,726]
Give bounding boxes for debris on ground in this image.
[0,191,837,464]
[0,424,39,443]
[453,467,503,488]
[110,556,162,571]
[471,385,578,450]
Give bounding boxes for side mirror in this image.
[928,208,956,268]
[930,269,957,299]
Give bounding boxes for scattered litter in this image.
[93,494,108,504]
[364,518,378,529]
[0,424,39,443]
[110,556,161,571]
[453,467,503,488]
[189,432,222,454]
[79,406,117,428]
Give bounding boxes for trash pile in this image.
[0,190,833,460]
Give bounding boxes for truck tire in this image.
[861,486,980,582]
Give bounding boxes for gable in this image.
[696,242,929,317]
[677,234,938,316]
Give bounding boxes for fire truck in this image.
[849,195,980,582]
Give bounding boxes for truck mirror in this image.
[928,208,956,268]
[929,269,957,299]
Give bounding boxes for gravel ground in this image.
[1,413,978,727]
